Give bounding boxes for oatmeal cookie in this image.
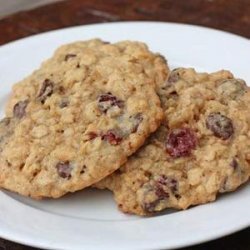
[0,39,167,198]
[96,68,250,215]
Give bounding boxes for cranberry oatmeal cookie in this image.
[0,39,167,198]
[96,68,250,216]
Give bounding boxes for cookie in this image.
[0,39,167,198]
[95,68,250,215]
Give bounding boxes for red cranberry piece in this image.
[101,130,122,145]
[206,113,234,140]
[140,175,180,213]
[38,79,54,104]
[141,180,169,213]
[155,185,169,200]
[13,100,29,119]
[157,175,178,193]
[98,92,124,113]
[56,161,72,179]
[166,128,197,158]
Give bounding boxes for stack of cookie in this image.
[0,39,249,216]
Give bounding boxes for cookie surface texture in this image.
[1,39,166,198]
[96,68,250,215]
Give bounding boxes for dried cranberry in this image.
[206,113,234,140]
[157,175,178,193]
[98,92,124,113]
[157,175,167,185]
[56,161,72,179]
[101,130,122,145]
[155,185,169,200]
[64,54,77,61]
[38,79,54,104]
[140,179,170,213]
[13,100,29,119]
[166,128,197,157]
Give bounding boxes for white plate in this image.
[0,22,249,250]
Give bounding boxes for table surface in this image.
[0,0,249,249]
